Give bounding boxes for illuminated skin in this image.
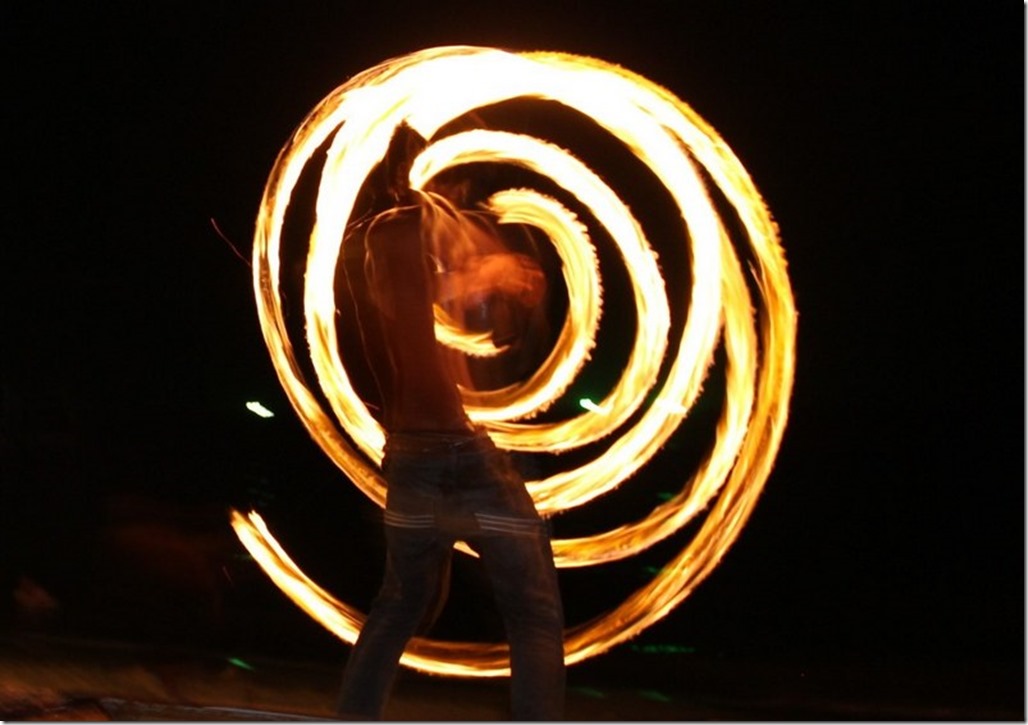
[235,46,797,676]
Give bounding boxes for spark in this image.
[236,45,797,676]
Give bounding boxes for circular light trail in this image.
[234,45,797,676]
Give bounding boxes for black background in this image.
[2,1,1023,675]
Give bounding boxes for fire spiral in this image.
[232,46,797,676]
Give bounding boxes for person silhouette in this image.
[335,124,565,720]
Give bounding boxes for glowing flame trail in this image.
[235,46,797,675]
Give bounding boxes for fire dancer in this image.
[335,124,565,720]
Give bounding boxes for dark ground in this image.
[1,630,1021,721]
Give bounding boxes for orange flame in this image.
[236,46,797,675]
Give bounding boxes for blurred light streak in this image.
[578,398,609,414]
[245,401,275,418]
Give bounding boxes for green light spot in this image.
[578,397,606,413]
[570,686,606,699]
[637,689,673,703]
[631,643,697,655]
[656,491,674,501]
[227,656,255,671]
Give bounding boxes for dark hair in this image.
[381,122,427,204]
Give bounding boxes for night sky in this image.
[3,2,1023,673]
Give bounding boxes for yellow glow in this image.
[239,45,797,675]
[432,304,508,358]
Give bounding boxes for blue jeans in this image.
[336,430,565,720]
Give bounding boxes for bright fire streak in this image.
[455,188,601,422]
[242,46,797,675]
[433,304,508,358]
